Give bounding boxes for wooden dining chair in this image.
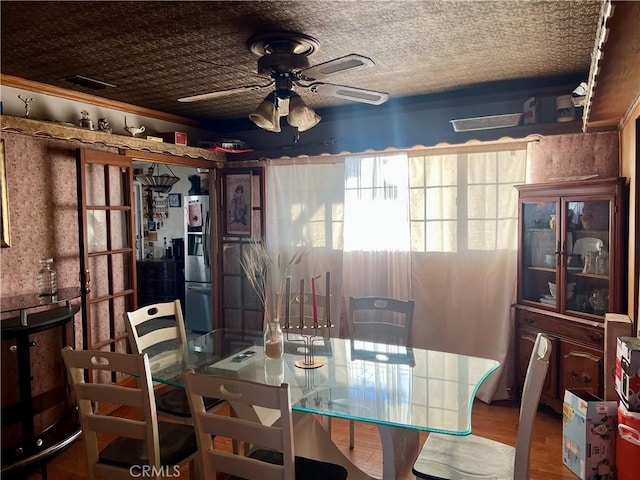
[61,346,198,480]
[183,371,348,480]
[412,333,552,480]
[346,295,415,448]
[349,296,415,347]
[124,300,225,424]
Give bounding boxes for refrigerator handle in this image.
[203,210,210,267]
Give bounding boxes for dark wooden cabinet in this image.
[137,259,178,306]
[515,306,604,411]
[514,178,627,412]
[1,289,81,478]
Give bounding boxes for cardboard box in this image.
[616,336,640,411]
[562,389,617,480]
[604,314,633,401]
[161,131,187,146]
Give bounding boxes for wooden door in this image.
[77,150,136,375]
[218,166,265,341]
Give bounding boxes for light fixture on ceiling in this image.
[249,92,283,132]
[249,90,320,133]
[287,92,321,131]
[136,163,180,193]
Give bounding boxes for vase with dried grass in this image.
[239,239,306,359]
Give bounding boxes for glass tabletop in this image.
[0,287,82,314]
[148,330,500,436]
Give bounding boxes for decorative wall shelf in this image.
[0,115,226,162]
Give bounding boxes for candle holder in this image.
[282,272,332,369]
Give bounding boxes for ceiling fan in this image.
[178,31,389,132]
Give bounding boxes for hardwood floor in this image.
[22,399,577,480]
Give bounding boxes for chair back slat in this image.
[75,383,144,408]
[514,333,552,478]
[85,415,148,440]
[200,414,283,450]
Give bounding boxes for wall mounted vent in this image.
[450,113,522,132]
[63,75,116,90]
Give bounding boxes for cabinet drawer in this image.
[516,309,603,348]
[560,341,603,398]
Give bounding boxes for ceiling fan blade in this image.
[299,54,374,81]
[308,82,389,105]
[178,83,272,103]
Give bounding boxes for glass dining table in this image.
[148,329,500,480]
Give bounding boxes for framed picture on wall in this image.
[224,173,251,236]
[168,193,181,208]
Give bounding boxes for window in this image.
[409,149,526,253]
[343,153,410,252]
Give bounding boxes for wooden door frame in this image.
[77,149,137,358]
[124,151,223,329]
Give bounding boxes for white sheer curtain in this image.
[409,149,526,401]
[265,147,526,402]
[342,153,411,300]
[265,159,346,332]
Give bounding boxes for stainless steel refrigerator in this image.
[184,195,212,332]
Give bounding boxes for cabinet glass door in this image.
[564,199,610,318]
[521,201,558,307]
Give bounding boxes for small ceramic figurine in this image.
[97,118,112,133]
[124,117,145,137]
[79,110,94,130]
[18,95,34,117]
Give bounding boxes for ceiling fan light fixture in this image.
[249,93,281,132]
[287,93,321,131]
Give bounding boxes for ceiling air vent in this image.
[450,113,522,132]
[62,75,116,90]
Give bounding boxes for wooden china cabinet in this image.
[514,177,627,412]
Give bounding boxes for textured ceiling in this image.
[1,1,606,129]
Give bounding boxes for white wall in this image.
[135,164,208,258]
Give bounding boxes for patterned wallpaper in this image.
[0,132,117,348]
[1,133,116,296]
[527,131,619,183]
